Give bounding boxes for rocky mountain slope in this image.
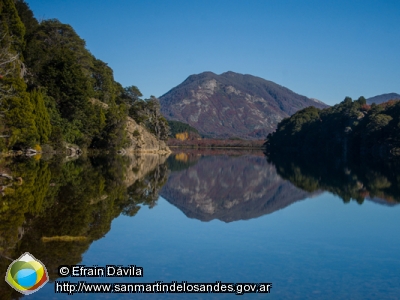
[125,117,170,153]
[367,93,400,105]
[159,71,328,139]
[91,99,170,153]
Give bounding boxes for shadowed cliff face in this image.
[161,154,316,222]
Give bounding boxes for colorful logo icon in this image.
[5,252,49,295]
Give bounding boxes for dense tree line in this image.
[265,96,400,159]
[168,120,199,138]
[168,137,265,148]
[0,0,168,152]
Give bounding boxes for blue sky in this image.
[26,0,400,105]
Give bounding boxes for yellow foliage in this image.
[33,154,42,160]
[3,188,15,195]
[34,144,42,152]
[175,132,189,141]
[41,236,88,242]
[175,153,188,162]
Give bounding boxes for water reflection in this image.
[1,150,399,299]
[0,154,168,300]
[267,152,400,205]
[161,150,317,222]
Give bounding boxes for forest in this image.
[0,0,168,152]
[265,96,400,159]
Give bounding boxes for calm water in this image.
[1,151,399,299]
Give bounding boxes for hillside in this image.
[0,0,169,153]
[159,71,328,139]
[265,96,400,159]
[367,93,400,105]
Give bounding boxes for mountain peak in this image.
[160,72,328,139]
[220,71,238,77]
[367,93,400,105]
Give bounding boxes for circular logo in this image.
[5,252,49,295]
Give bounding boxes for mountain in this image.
[367,93,400,105]
[160,154,318,222]
[159,71,329,139]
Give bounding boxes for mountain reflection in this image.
[0,154,168,300]
[267,152,400,205]
[161,150,316,222]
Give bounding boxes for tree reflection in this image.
[267,153,400,205]
[0,154,169,299]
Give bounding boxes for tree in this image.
[343,96,353,106]
[2,79,38,148]
[92,103,127,149]
[121,85,143,105]
[0,0,26,99]
[128,96,169,140]
[91,58,119,104]
[0,0,26,53]
[357,96,366,105]
[30,89,51,143]
[14,0,38,38]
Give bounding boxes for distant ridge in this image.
[367,93,400,105]
[159,71,328,139]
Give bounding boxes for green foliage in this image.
[30,89,51,143]
[14,0,38,38]
[129,96,170,141]
[24,19,93,87]
[2,78,38,148]
[0,0,25,53]
[0,0,32,151]
[39,49,92,120]
[91,103,127,149]
[120,85,143,105]
[266,96,400,159]
[168,120,199,137]
[356,96,366,105]
[21,18,116,147]
[91,58,120,104]
[0,1,166,151]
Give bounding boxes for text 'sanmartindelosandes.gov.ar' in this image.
[55,264,272,295]
[5,254,272,296]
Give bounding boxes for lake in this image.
[1,150,399,299]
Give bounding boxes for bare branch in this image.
[0,53,19,66]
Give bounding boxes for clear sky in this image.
[26,0,400,105]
